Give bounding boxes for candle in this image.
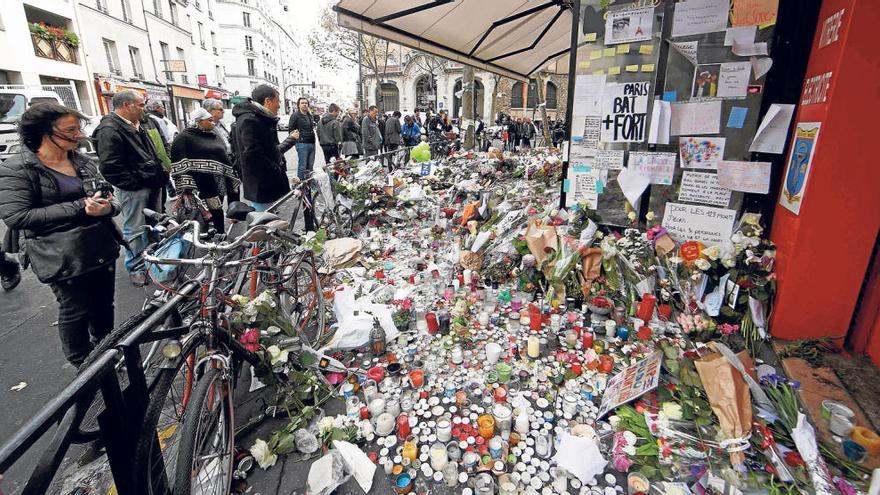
[430,442,449,470]
[527,336,540,358]
[478,312,490,327]
[426,312,439,333]
[463,269,473,285]
[436,419,452,442]
[451,345,463,365]
[550,314,561,330]
[565,329,578,348]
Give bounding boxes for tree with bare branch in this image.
[308,7,396,104]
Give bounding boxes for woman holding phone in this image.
[0,103,122,366]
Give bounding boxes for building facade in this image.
[362,46,568,125]
[1,0,325,127]
[0,0,96,112]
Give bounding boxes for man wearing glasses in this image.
[93,90,169,286]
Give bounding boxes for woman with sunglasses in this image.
[0,103,122,367]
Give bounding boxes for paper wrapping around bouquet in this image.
[694,350,754,468]
[460,201,481,226]
[525,218,558,265]
[459,250,484,272]
[581,247,603,296]
[488,147,504,161]
[654,233,676,257]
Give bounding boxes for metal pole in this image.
[559,0,581,209]
[357,32,364,110]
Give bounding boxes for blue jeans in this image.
[296,143,316,179]
[116,187,162,274]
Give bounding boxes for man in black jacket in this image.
[288,97,316,180]
[93,89,169,286]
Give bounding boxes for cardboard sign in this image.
[600,82,651,143]
[598,352,662,419]
[662,202,737,245]
[731,0,779,28]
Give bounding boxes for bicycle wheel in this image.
[134,332,207,495]
[279,256,326,348]
[173,366,234,495]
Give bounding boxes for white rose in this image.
[250,439,278,469]
[628,211,637,222]
[701,245,720,261]
[267,345,289,365]
[694,259,711,271]
[721,258,736,268]
[645,211,655,222]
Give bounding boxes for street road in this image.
[0,131,310,494]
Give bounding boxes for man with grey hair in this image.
[202,98,238,202]
[145,99,175,143]
[93,89,169,286]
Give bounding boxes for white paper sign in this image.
[678,171,732,207]
[566,166,600,208]
[595,149,625,170]
[662,202,737,245]
[573,74,607,117]
[600,82,651,143]
[732,39,769,56]
[717,62,751,98]
[672,0,730,37]
[629,151,677,185]
[724,25,757,46]
[751,56,774,80]
[717,160,772,194]
[648,100,671,145]
[749,103,795,154]
[605,6,654,45]
[671,101,722,135]
[617,167,650,207]
[679,136,726,169]
[670,40,699,64]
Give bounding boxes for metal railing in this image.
[0,277,201,495]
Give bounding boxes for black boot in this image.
[0,254,21,291]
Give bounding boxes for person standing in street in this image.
[384,110,402,170]
[341,108,361,158]
[203,98,239,204]
[169,108,238,234]
[0,103,121,366]
[401,114,421,147]
[230,84,296,213]
[521,118,535,149]
[93,90,169,287]
[145,100,176,144]
[317,103,343,164]
[288,97,316,180]
[361,105,381,158]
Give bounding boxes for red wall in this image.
[769,0,880,346]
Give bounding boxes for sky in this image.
[287,0,359,102]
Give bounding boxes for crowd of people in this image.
[0,82,568,366]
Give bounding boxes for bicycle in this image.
[140,213,328,495]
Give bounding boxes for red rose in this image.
[239,328,261,353]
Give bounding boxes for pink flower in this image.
[240,328,261,352]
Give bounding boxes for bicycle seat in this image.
[246,211,282,227]
[227,201,255,221]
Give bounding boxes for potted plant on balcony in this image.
[28,22,78,62]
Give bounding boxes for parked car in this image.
[277,114,291,131]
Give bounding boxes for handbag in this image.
[25,221,120,283]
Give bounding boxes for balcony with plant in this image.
[29,22,80,64]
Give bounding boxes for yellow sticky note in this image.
[641,64,655,72]
[625,65,639,73]
[593,69,606,75]
[639,44,654,55]
[590,51,602,60]
[603,47,616,57]
[579,60,591,69]
[617,44,631,54]
[608,66,621,75]
[584,32,597,42]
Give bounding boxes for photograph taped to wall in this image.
[605,6,655,45]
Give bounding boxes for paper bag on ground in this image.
[694,350,753,468]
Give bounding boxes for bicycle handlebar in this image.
[142,220,279,267]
